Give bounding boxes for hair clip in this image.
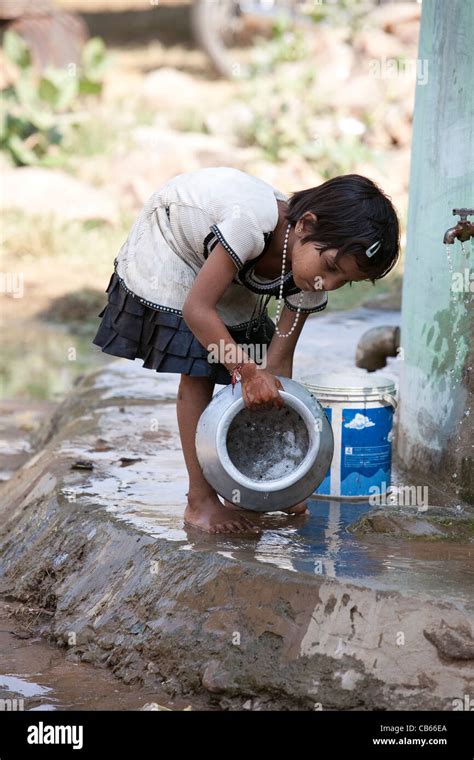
[366,240,381,258]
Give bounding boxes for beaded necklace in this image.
[274,223,304,338]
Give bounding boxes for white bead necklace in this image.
[274,223,304,338]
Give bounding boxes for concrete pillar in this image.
[397,0,473,503]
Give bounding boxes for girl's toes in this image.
[283,502,309,515]
[245,522,261,533]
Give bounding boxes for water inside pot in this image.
[226,405,309,481]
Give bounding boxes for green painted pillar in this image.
[397,0,473,502]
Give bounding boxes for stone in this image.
[424,622,474,661]
[355,28,408,60]
[390,19,421,47]
[306,27,355,83]
[245,157,323,197]
[370,2,422,35]
[202,660,229,694]
[140,68,206,109]
[0,168,119,223]
[103,129,256,210]
[205,102,255,140]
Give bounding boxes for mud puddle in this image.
[0,599,210,711]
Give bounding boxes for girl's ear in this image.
[296,211,317,235]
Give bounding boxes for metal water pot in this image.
[196,376,334,512]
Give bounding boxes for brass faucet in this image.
[443,208,474,244]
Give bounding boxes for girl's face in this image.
[290,212,368,292]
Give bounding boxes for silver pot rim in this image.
[215,390,321,492]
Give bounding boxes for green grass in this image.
[267,271,402,319]
[326,273,402,311]
[1,209,134,264]
[0,323,111,400]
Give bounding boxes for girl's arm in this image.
[182,243,256,372]
[182,243,283,409]
[265,306,310,378]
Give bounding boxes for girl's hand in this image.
[240,366,284,411]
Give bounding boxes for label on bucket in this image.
[340,406,393,496]
[316,407,332,494]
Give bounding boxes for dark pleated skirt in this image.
[92,272,275,386]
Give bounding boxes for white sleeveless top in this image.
[114,166,328,328]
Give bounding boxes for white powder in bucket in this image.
[226,405,309,481]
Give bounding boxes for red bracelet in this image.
[229,362,244,394]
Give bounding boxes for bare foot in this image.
[184,492,261,535]
[281,501,309,515]
[223,498,249,511]
[223,499,309,516]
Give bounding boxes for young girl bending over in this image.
[93,167,399,534]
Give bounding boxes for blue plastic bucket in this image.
[301,373,397,500]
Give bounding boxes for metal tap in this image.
[443,208,474,244]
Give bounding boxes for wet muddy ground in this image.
[1,306,473,710]
[0,599,204,711]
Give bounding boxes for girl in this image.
[93,166,399,534]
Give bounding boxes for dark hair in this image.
[285,174,400,282]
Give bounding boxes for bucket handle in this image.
[382,393,398,409]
